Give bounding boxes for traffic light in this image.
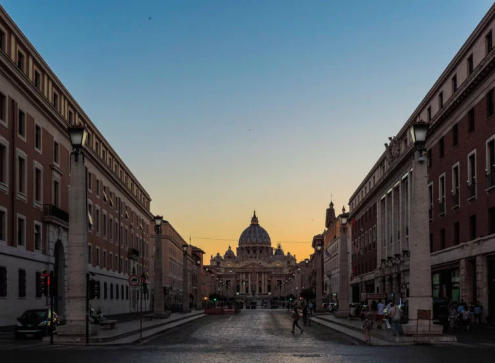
[39,271,50,296]
[213,298,217,302]
[89,279,100,300]
[37,272,47,296]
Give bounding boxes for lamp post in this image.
[335,210,350,318]
[315,239,324,313]
[57,126,88,342]
[152,215,168,318]
[182,244,191,313]
[402,120,442,336]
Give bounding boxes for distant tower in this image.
[325,200,336,228]
[251,210,259,225]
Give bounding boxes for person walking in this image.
[387,302,402,337]
[362,312,373,343]
[474,302,483,326]
[291,307,304,334]
[376,299,385,329]
[302,304,308,326]
[308,301,314,316]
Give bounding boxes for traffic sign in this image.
[129,274,140,286]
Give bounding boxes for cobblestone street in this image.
[1,310,494,362]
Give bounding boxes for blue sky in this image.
[3,0,494,259]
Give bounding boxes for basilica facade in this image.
[210,212,297,302]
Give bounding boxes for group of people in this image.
[448,300,483,332]
[361,299,403,342]
[291,303,316,333]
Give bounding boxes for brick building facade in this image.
[348,4,495,319]
[0,6,153,327]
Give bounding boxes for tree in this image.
[300,288,316,302]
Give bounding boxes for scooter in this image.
[89,307,107,324]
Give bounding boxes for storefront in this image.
[432,265,460,303]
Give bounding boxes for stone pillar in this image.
[182,251,191,313]
[153,225,168,318]
[335,226,350,318]
[459,258,468,303]
[316,251,324,312]
[402,153,442,335]
[57,152,88,342]
[476,255,488,322]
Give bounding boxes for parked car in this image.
[15,309,58,339]
[322,302,337,312]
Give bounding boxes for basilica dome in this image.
[238,212,271,246]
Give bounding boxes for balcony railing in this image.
[452,193,460,208]
[438,200,445,215]
[468,182,476,199]
[128,248,140,260]
[486,172,495,189]
[44,204,69,223]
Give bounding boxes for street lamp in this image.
[402,120,442,337]
[152,215,168,318]
[182,244,191,312]
[335,209,350,318]
[56,125,89,342]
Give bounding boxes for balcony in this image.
[128,247,140,260]
[44,204,69,228]
[452,193,460,209]
[487,172,495,190]
[468,182,476,199]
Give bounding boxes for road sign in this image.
[130,285,140,292]
[129,274,140,286]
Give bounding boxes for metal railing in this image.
[44,204,69,223]
[439,200,445,215]
[128,248,140,260]
[452,193,460,208]
[486,172,495,189]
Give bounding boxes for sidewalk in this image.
[311,313,456,346]
[47,310,206,345]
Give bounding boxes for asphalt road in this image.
[1,310,493,363]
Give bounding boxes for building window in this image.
[17,215,25,247]
[116,284,119,300]
[439,175,445,215]
[452,124,458,147]
[0,209,6,242]
[53,179,60,207]
[0,92,6,126]
[487,89,494,118]
[467,53,474,75]
[104,282,107,299]
[453,222,460,245]
[34,222,41,250]
[439,137,444,158]
[53,142,59,165]
[34,165,42,205]
[103,214,107,238]
[68,110,73,125]
[452,164,460,207]
[469,215,477,240]
[0,266,6,297]
[440,228,446,250]
[96,179,100,197]
[110,283,113,299]
[452,74,458,93]
[427,149,432,168]
[439,91,444,108]
[467,108,475,133]
[96,248,100,266]
[87,171,92,192]
[103,251,107,268]
[109,217,113,240]
[126,286,128,300]
[18,109,25,139]
[468,151,476,199]
[0,29,4,52]
[17,51,24,72]
[18,269,26,298]
[53,92,59,111]
[34,70,41,90]
[95,208,100,234]
[428,183,433,220]
[427,106,432,122]
[487,138,495,189]
[486,30,493,54]
[429,233,433,253]
[489,207,495,235]
[34,124,42,152]
[88,203,93,231]
[0,141,8,188]
[35,271,42,298]
[88,245,92,264]
[17,153,26,197]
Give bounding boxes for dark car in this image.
[15,309,58,339]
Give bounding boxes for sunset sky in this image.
[3,0,493,261]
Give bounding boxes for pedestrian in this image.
[474,301,483,326]
[387,302,402,337]
[376,299,385,329]
[362,312,373,343]
[302,304,308,326]
[308,301,314,316]
[461,309,471,332]
[291,307,304,334]
[370,300,378,328]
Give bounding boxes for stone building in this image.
[210,212,297,305]
[0,6,152,328]
[348,3,495,318]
